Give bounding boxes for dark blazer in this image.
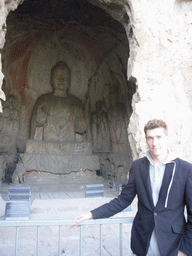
[91,157,192,256]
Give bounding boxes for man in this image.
[77,119,192,256]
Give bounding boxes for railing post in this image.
[58,225,62,256]
[80,225,83,256]
[15,226,19,256]
[119,223,123,256]
[99,224,103,256]
[36,226,40,256]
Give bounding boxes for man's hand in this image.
[71,212,93,228]
[76,212,93,223]
[178,250,187,256]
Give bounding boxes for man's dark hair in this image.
[144,119,168,136]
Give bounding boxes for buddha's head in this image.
[95,100,103,112]
[51,61,71,97]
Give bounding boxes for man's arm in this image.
[179,163,192,256]
[75,165,136,223]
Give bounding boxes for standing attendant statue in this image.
[90,100,111,153]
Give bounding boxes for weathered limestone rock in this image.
[128,0,192,161]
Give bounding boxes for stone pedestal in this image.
[22,139,100,174]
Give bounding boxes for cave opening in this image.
[1,0,136,185]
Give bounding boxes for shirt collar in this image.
[146,149,177,166]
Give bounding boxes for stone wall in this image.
[0,0,192,167]
[0,0,23,107]
[128,0,192,161]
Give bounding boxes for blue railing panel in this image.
[0,217,134,256]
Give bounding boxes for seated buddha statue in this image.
[21,61,99,174]
[30,61,85,142]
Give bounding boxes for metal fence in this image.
[0,217,134,256]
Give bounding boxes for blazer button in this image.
[154,212,157,216]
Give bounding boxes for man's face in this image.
[145,127,168,159]
[52,67,70,92]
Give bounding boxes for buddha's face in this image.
[96,101,103,112]
[109,93,118,106]
[51,67,70,94]
[7,96,16,109]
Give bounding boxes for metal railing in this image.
[0,217,134,256]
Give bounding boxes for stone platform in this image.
[0,170,120,202]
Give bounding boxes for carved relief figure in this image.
[0,95,20,145]
[108,92,128,153]
[90,100,111,153]
[103,73,129,154]
[0,94,20,182]
[30,61,85,142]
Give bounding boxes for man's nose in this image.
[153,138,158,145]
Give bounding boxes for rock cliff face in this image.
[0,0,192,182]
[128,0,192,162]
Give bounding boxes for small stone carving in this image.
[99,156,130,184]
[0,94,19,153]
[12,160,26,184]
[0,94,20,183]
[90,100,111,153]
[0,155,6,181]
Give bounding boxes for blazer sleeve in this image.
[179,164,192,255]
[91,165,137,219]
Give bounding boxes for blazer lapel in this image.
[141,157,154,210]
[155,163,174,209]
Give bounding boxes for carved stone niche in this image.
[1,0,135,184]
